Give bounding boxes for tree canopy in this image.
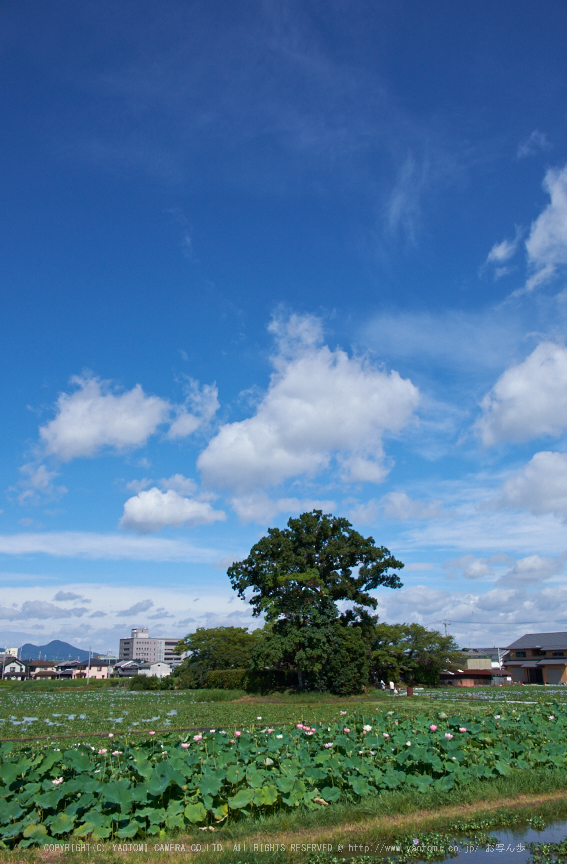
[228,509,404,622]
[228,510,404,690]
[174,626,260,687]
[370,622,460,686]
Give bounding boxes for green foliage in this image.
[206,668,297,692]
[228,510,403,692]
[2,704,567,847]
[128,675,173,691]
[228,510,403,621]
[370,622,460,685]
[174,626,261,688]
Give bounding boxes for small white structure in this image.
[137,662,171,679]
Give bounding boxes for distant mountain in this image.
[19,640,96,662]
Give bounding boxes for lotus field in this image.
[1,704,567,848]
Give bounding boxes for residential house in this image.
[504,632,567,684]
[1,656,27,680]
[25,660,58,680]
[56,659,114,679]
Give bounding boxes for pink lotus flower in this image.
[406,741,411,747]
[445,733,453,740]
[459,727,467,733]
[98,748,107,755]
[267,728,274,734]
[429,725,437,731]
[383,732,389,738]
[193,734,202,742]
[235,731,241,737]
[149,731,155,736]
[181,743,190,749]
[394,720,398,725]
[52,777,63,785]
[340,711,347,715]
[230,739,235,744]
[108,733,114,738]
[344,728,351,733]
[112,750,122,756]
[297,723,303,728]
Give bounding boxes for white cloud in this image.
[117,599,153,616]
[517,130,550,159]
[53,591,88,602]
[380,491,443,521]
[477,343,567,445]
[525,163,567,290]
[499,451,567,520]
[119,488,226,533]
[40,375,171,461]
[373,583,567,647]
[444,553,510,581]
[166,380,219,440]
[230,493,336,524]
[159,474,198,496]
[486,230,521,266]
[198,315,419,492]
[0,600,90,620]
[15,463,67,506]
[0,531,219,562]
[496,552,567,586]
[348,492,442,524]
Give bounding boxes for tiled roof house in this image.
[504,632,567,685]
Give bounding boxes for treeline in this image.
[173,620,460,695]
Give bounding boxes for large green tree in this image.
[228,510,403,690]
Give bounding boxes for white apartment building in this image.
[119,629,185,667]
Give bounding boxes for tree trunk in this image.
[297,668,304,689]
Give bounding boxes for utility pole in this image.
[442,619,451,637]
[87,646,91,685]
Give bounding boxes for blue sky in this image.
[2,0,567,653]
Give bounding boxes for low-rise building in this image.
[137,662,171,679]
[1,657,26,680]
[504,633,567,684]
[25,660,57,679]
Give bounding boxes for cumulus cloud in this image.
[499,451,567,520]
[117,599,153,616]
[119,488,226,533]
[477,343,567,445]
[40,375,171,461]
[159,474,198,496]
[525,163,567,291]
[496,552,567,586]
[198,315,419,493]
[166,380,219,440]
[230,493,336,524]
[444,553,510,581]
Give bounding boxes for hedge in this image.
[206,668,297,692]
